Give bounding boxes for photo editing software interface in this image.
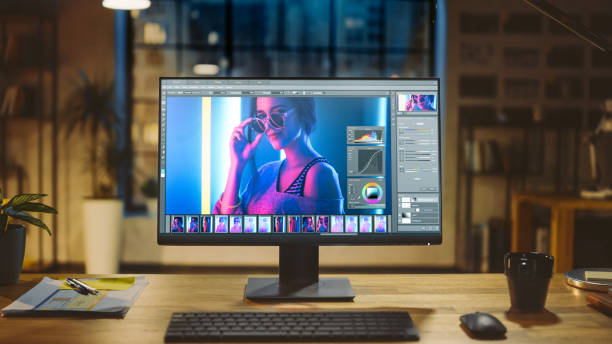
[158,79,440,238]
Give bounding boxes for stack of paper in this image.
[1,276,148,318]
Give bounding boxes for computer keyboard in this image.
[164,311,419,342]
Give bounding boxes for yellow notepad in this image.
[59,277,136,291]
[585,271,612,283]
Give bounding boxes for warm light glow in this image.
[193,64,220,76]
[208,31,219,45]
[143,22,166,44]
[102,0,151,10]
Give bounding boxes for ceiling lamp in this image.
[193,64,220,76]
[102,0,151,10]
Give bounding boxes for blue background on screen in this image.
[165,97,202,214]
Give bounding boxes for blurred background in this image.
[1,0,611,274]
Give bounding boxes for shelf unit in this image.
[451,0,612,272]
[456,116,581,272]
[0,12,58,271]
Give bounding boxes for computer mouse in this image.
[460,312,507,339]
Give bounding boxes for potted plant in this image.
[140,177,158,216]
[64,71,124,274]
[0,189,57,285]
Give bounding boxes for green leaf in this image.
[6,193,47,207]
[12,202,58,214]
[0,188,3,203]
[10,212,51,236]
[5,207,24,217]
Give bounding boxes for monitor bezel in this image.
[157,77,442,246]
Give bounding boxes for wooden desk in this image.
[1,274,610,343]
[511,192,612,273]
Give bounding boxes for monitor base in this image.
[244,277,355,302]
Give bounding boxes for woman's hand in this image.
[218,118,262,213]
[230,117,264,168]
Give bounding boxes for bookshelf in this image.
[0,12,58,271]
[451,0,612,272]
[457,116,582,272]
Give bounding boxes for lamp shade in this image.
[102,0,151,10]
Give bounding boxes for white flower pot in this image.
[146,198,158,217]
[82,199,123,274]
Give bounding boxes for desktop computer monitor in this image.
[157,78,442,301]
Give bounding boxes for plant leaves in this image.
[6,193,47,207]
[0,215,7,233]
[5,208,27,217]
[9,212,51,235]
[63,71,117,140]
[12,202,58,214]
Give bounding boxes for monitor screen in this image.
[158,78,441,245]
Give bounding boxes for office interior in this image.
[1,0,611,275]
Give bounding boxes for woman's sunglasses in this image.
[250,108,293,133]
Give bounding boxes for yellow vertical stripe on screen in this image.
[201,97,211,214]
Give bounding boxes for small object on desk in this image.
[165,311,419,342]
[65,277,99,295]
[504,252,554,312]
[585,271,612,283]
[1,276,147,318]
[59,276,136,291]
[566,268,612,292]
[586,292,612,315]
[460,312,507,339]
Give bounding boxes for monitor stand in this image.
[244,245,355,302]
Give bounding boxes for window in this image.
[129,0,435,209]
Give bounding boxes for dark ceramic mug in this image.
[504,252,554,312]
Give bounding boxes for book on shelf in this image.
[474,218,508,273]
[488,218,508,273]
[535,226,550,254]
[0,86,37,118]
[3,33,38,65]
[0,86,22,117]
[463,140,503,173]
[479,222,490,273]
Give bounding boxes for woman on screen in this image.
[331,216,343,233]
[215,217,227,233]
[244,217,256,233]
[171,217,184,233]
[188,216,199,233]
[346,216,357,233]
[302,216,314,233]
[316,216,328,233]
[405,94,435,111]
[214,97,344,215]
[288,216,298,232]
[202,216,212,233]
[360,216,371,233]
[230,217,242,233]
[375,216,386,233]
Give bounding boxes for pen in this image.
[66,278,99,295]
